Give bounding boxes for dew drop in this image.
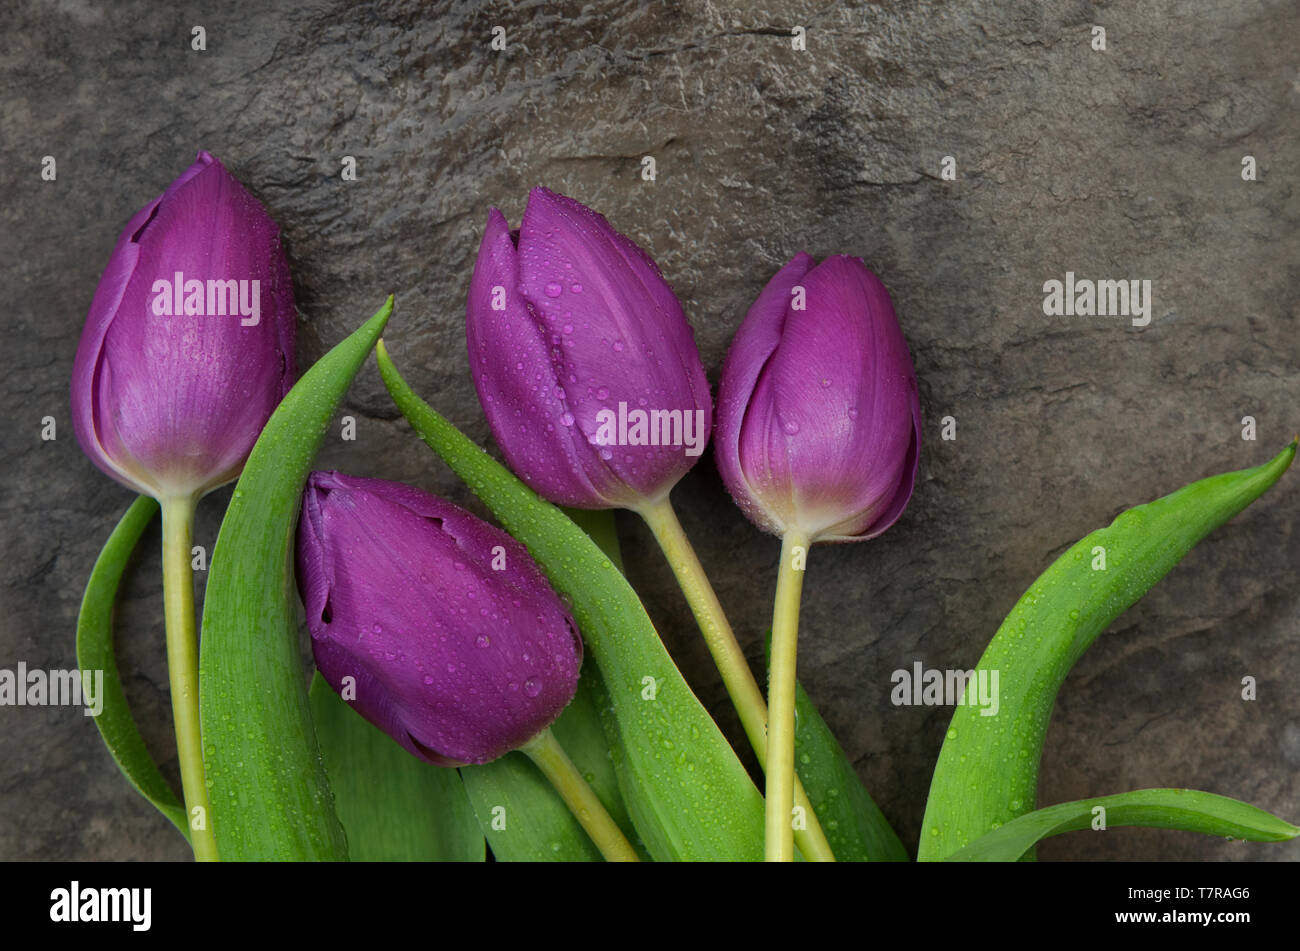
[524,678,542,697]
[560,412,575,426]
[476,635,490,648]
[544,282,563,298]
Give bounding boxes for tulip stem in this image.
[160,496,218,862]
[637,496,835,862]
[520,728,640,862]
[765,529,810,862]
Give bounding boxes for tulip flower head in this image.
[71,151,296,500]
[716,253,921,543]
[465,187,712,510]
[297,472,584,766]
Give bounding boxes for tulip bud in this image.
[715,253,921,543]
[296,471,584,766]
[466,187,712,510]
[71,151,296,500]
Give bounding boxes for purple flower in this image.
[70,151,296,500]
[715,253,921,542]
[296,472,584,766]
[465,187,712,510]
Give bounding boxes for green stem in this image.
[160,495,218,862]
[520,728,640,862]
[638,496,835,862]
[766,530,809,862]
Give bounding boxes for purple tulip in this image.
[71,151,296,500]
[715,253,921,543]
[465,187,712,510]
[296,471,584,766]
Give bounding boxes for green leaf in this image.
[919,442,1296,861]
[199,297,393,860]
[310,674,484,861]
[76,495,189,839]
[945,789,1300,861]
[792,683,908,861]
[461,749,602,862]
[761,629,907,861]
[377,342,765,861]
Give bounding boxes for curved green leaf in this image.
[377,342,765,861]
[920,442,1296,861]
[945,789,1300,861]
[310,674,484,862]
[199,298,393,860]
[76,495,189,838]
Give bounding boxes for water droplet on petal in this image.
[544,282,563,298]
[524,678,542,697]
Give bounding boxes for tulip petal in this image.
[715,252,816,534]
[514,188,712,504]
[73,152,296,499]
[71,194,167,493]
[299,472,583,766]
[719,255,921,541]
[466,208,628,507]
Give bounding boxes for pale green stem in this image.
[520,728,640,862]
[766,529,810,862]
[160,495,219,862]
[638,496,834,862]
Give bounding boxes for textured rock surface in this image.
[1,0,1296,861]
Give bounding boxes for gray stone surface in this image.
[1,0,1296,861]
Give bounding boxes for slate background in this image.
[1,0,1296,862]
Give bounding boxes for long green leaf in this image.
[919,442,1296,861]
[762,628,908,861]
[377,342,765,861]
[199,298,393,860]
[945,789,1300,861]
[309,675,483,862]
[792,683,908,861]
[76,495,189,839]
